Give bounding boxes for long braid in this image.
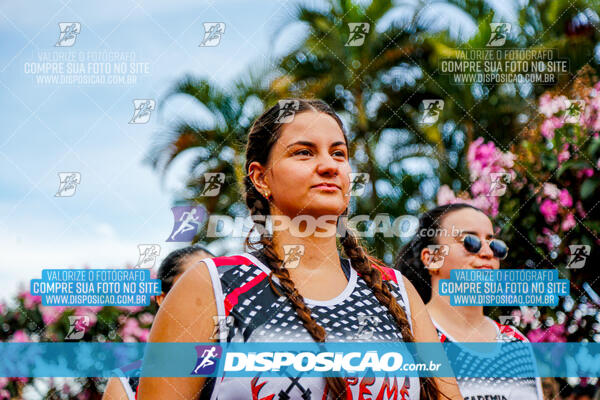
[340,227,444,400]
[244,175,349,399]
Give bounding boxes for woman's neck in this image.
[272,229,340,272]
[427,292,486,327]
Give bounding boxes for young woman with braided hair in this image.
[395,203,543,399]
[139,99,461,400]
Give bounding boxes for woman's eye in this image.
[332,150,346,158]
[295,149,312,156]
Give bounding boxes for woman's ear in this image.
[156,293,165,307]
[248,161,270,197]
[420,247,431,267]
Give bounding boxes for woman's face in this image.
[422,208,500,280]
[250,111,351,219]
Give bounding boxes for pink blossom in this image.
[18,291,41,310]
[499,152,516,169]
[0,389,9,399]
[116,305,145,313]
[470,179,490,197]
[542,183,560,199]
[558,189,573,207]
[9,330,30,343]
[540,199,559,223]
[585,96,600,130]
[583,168,594,178]
[139,312,154,325]
[39,305,68,325]
[519,307,537,325]
[74,308,98,327]
[557,144,570,163]
[561,213,576,231]
[539,94,567,118]
[547,324,567,342]
[436,185,457,205]
[119,317,148,342]
[576,201,586,218]
[138,328,150,342]
[527,328,546,342]
[0,378,7,389]
[540,117,564,139]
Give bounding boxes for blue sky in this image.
[0,0,517,302]
[0,0,302,302]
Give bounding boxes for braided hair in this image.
[243,99,442,400]
[394,203,482,303]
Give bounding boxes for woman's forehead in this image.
[440,208,494,234]
[276,112,346,145]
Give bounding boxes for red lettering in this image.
[251,377,275,400]
[344,377,359,400]
[359,377,376,400]
[375,377,398,400]
[400,377,410,400]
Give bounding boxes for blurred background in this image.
[1,0,600,398]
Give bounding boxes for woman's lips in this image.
[311,184,340,192]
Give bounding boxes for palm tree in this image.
[144,68,275,248]
[272,0,465,259]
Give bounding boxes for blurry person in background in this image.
[541,377,560,400]
[102,244,214,400]
[396,203,543,399]
[573,384,597,400]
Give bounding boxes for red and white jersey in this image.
[202,251,421,400]
[433,317,543,400]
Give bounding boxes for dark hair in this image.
[574,384,597,399]
[395,203,485,303]
[157,244,214,294]
[243,99,441,400]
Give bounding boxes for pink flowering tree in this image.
[0,271,158,399]
[437,68,600,342]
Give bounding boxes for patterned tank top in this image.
[433,317,543,400]
[199,251,421,400]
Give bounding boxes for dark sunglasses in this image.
[460,234,509,260]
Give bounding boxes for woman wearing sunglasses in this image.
[395,203,543,399]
